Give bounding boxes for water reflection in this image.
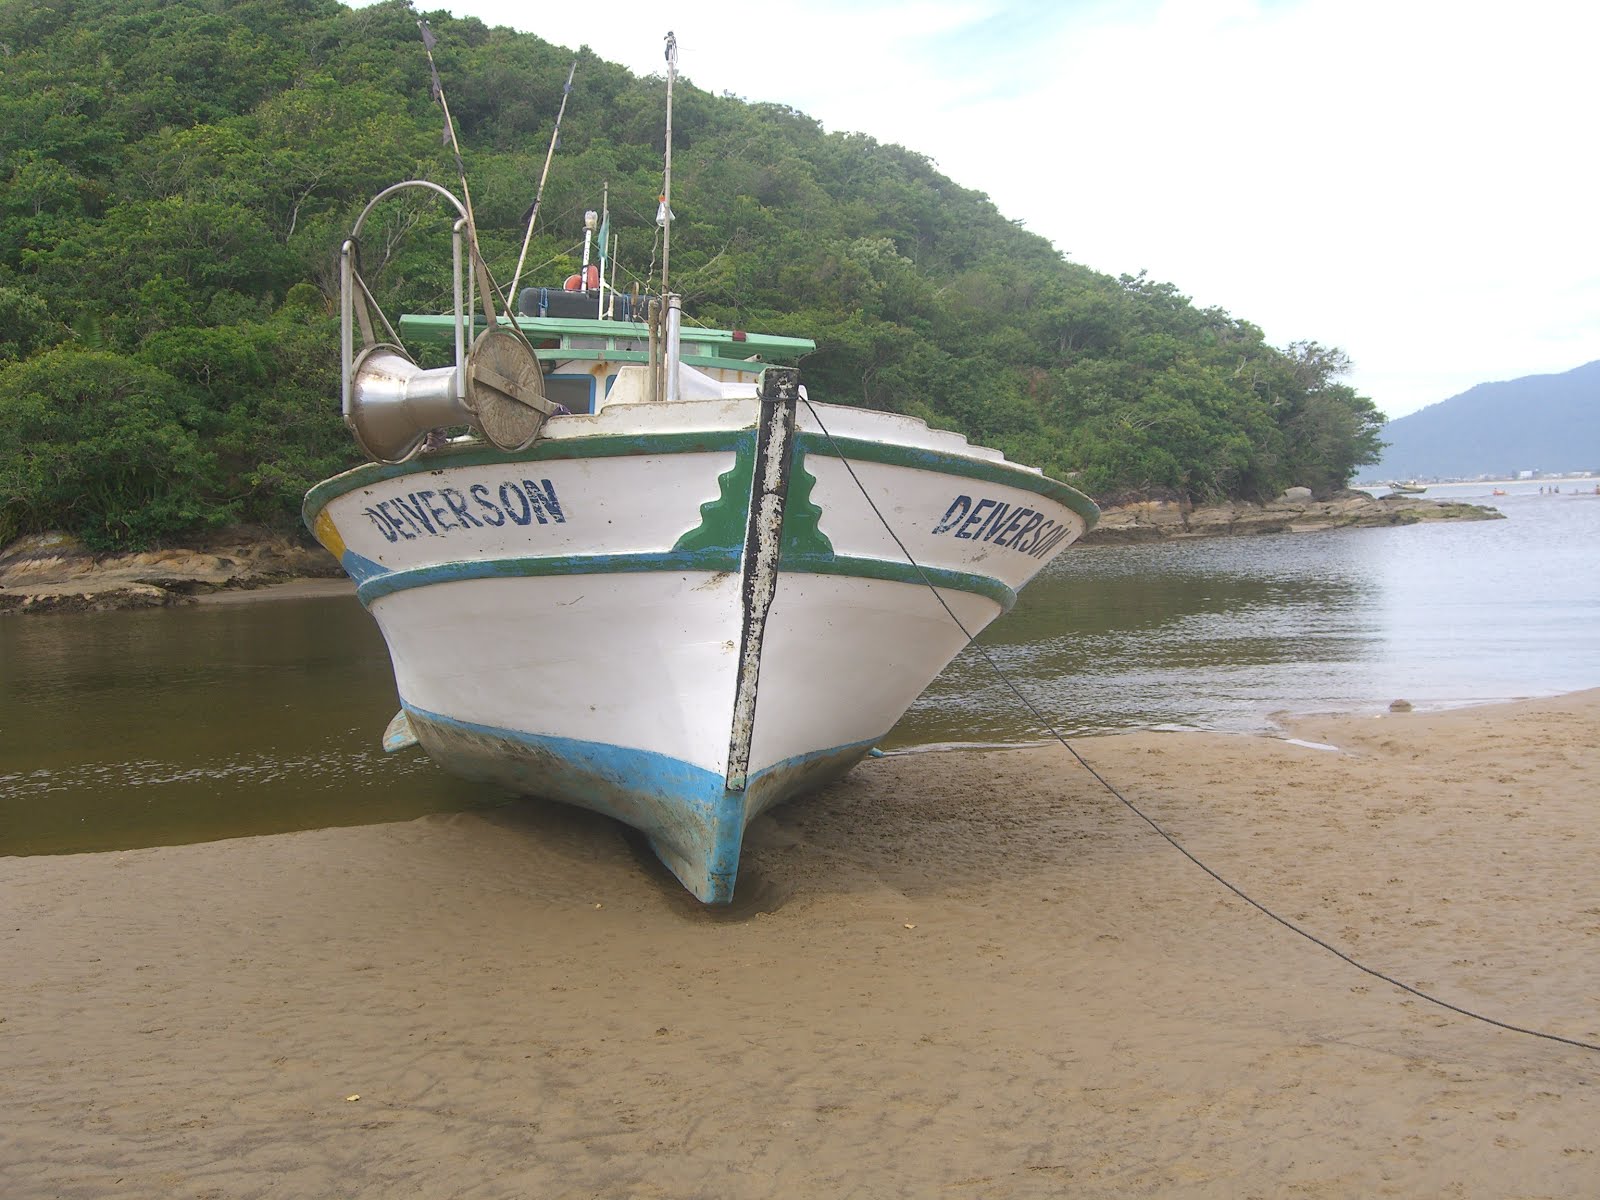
[0,600,498,855]
[3,490,1598,854]
[897,495,1600,742]
[897,533,1377,742]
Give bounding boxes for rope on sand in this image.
[805,397,1600,1056]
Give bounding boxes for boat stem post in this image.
[725,366,801,792]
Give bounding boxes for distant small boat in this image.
[1492,488,1508,496]
[1387,481,1427,495]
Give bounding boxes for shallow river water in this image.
[912,480,1600,742]
[4,479,1597,854]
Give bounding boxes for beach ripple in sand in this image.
[3,692,1597,1198]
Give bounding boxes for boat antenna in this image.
[509,57,579,304]
[597,180,612,319]
[659,30,677,298]
[418,18,507,328]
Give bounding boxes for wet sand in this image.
[4,692,1597,1198]
[193,578,354,605]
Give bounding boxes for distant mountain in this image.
[1367,360,1600,480]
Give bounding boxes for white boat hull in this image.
[305,396,1096,901]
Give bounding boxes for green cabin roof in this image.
[399,314,814,373]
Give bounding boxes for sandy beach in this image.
[3,693,1597,1198]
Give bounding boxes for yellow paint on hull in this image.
[312,508,347,560]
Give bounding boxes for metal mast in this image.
[661,31,677,298]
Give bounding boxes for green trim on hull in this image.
[776,553,1017,611]
[673,437,758,556]
[352,550,1015,611]
[355,549,744,607]
[778,456,835,558]
[304,424,1096,534]
[301,427,751,527]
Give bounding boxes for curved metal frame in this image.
[340,181,474,445]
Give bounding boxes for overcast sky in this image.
[375,0,1597,418]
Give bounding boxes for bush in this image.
[0,347,226,549]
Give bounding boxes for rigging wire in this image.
[509,57,579,303]
[415,18,533,347]
[395,23,1590,1054]
[800,395,1600,1056]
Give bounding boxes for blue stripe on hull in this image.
[345,548,1016,610]
[402,705,878,903]
[354,548,739,607]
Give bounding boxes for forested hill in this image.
[1368,360,1600,480]
[0,0,1385,550]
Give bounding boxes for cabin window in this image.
[545,374,595,415]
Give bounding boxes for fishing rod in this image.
[417,18,509,329]
[509,58,579,304]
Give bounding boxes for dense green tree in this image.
[0,348,222,548]
[0,0,1385,549]
[0,285,69,363]
[1271,342,1386,494]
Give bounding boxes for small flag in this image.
[419,20,437,51]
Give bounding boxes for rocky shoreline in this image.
[1,493,1502,616]
[0,529,345,616]
[1080,490,1503,545]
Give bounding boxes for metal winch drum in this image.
[340,180,553,464]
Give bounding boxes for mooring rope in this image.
[801,396,1600,1055]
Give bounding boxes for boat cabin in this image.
[398,303,813,416]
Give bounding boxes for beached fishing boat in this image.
[303,37,1097,902]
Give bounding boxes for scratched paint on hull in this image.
[303,398,1098,903]
[404,704,877,903]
